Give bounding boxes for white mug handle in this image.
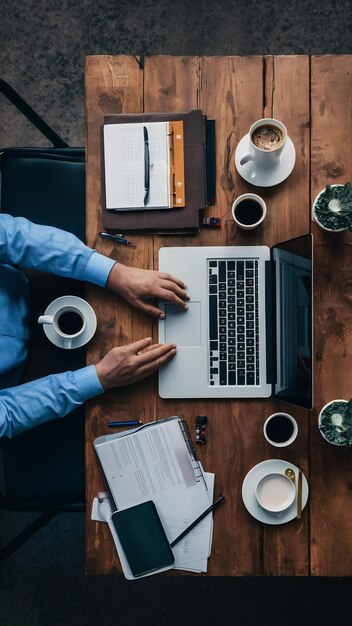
[38,315,54,325]
[64,337,73,349]
[240,153,253,166]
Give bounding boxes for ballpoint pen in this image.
[99,232,136,247]
[143,126,150,206]
[107,420,142,428]
[170,495,225,548]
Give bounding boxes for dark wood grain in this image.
[260,55,310,576]
[310,55,352,576]
[84,54,352,577]
[85,55,147,575]
[311,55,352,245]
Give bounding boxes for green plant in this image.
[314,182,352,231]
[319,399,352,447]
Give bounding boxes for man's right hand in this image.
[95,337,176,390]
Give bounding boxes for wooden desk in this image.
[84,55,352,576]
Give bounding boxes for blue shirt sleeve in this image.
[0,365,104,438]
[0,213,116,287]
[0,214,116,438]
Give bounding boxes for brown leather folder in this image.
[101,109,207,232]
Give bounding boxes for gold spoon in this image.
[285,468,296,489]
[285,468,298,517]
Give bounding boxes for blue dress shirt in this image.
[0,214,116,438]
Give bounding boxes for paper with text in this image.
[95,418,211,565]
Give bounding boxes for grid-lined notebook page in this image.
[103,122,170,210]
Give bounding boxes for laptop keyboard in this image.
[208,259,260,386]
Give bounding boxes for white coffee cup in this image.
[263,412,298,448]
[255,472,296,515]
[231,193,267,230]
[38,296,96,349]
[240,118,287,170]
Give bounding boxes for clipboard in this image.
[94,416,208,501]
[94,416,212,578]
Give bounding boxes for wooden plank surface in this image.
[261,56,310,576]
[85,56,147,575]
[84,54,352,577]
[146,56,267,576]
[311,55,352,245]
[310,55,352,576]
[198,56,265,576]
[142,55,310,576]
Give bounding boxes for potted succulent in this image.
[318,399,352,447]
[312,182,352,232]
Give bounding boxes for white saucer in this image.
[41,296,97,349]
[242,459,308,525]
[235,134,296,187]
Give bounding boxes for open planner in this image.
[103,120,185,210]
[101,109,211,232]
[93,416,215,578]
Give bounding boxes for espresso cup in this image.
[255,472,296,515]
[240,118,287,170]
[231,193,267,230]
[263,412,298,448]
[38,296,96,349]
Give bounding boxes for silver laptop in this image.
[158,235,313,409]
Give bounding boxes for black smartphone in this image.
[111,501,175,577]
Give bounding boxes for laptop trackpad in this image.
[164,302,201,347]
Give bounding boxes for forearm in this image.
[0,214,115,286]
[0,365,104,438]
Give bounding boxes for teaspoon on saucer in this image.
[285,468,299,517]
[284,468,296,487]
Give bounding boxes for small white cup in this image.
[263,412,298,448]
[38,297,92,349]
[255,472,296,515]
[231,193,267,230]
[240,118,287,170]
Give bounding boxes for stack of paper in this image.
[165,472,214,573]
[92,417,216,578]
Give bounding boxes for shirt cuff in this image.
[84,251,116,287]
[72,365,105,401]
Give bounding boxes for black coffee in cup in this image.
[265,414,294,444]
[234,199,264,226]
[58,311,83,335]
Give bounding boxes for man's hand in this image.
[107,263,189,318]
[95,337,176,390]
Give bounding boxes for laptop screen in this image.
[272,234,313,409]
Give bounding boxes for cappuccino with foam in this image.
[251,124,285,151]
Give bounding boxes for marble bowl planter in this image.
[312,183,352,232]
[318,399,352,447]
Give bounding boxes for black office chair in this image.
[0,79,87,561]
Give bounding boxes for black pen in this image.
[143,126,150,206]
[170,495,225,548]
[99,232,136,247]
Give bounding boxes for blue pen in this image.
[99,232,136,247]
[107,420,142,428]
